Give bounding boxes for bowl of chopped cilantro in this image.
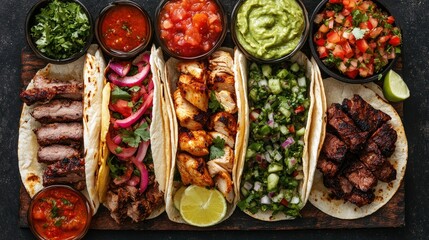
[25,0,93,64]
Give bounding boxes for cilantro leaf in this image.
[111,86,131,102]
[129,86,141,92]
[352,10,369,27]
[134,122,151,142]
[121,122,150,147]
[208,91,223,112]
[107,156,126,178]
[209,137,225,160]
[352,28,367,40]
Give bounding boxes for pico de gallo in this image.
[29,186,90,240]
[313,0,402,79]
[105,53,154,193]
[158,0,224,57]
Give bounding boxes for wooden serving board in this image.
[19,47,405,230]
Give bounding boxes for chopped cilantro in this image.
[107,156,126,178]
[111,86,131,102]
[115,147,123,154]
[328,3,343,12]
[208,91,223,112]
[121,122,150,147]
[352,10,369,27]
[54,219,62,227]
[133,168,141,177]
[209,137,225,160]
[352,28,367,40]
[61,198,71,205]
[129,86,141,92]
[50,201,59,218]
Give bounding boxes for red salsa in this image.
[159,0,223,57]
[29,186,90,240]
[100,5,149,52]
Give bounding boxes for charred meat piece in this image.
[208,72,235,93]
[359,141,385,172]
[327,103,369,152]
[322,133,348,162]
[35,122,83,146]
[177,74,209,112]
[173,89,208,130]
[323,175,353,199]
[43,157,85,189]
[177,61,206,82]
[33,75,81,88]
[214,171,234,203]
[347,188,375,207]
[342,95,391,133]
[317,155,340,177]
[178,129,212,157]
[208,112,237,138]
[176,153,214,187]
[38,144,81,164]
[31,99,82,123]
[373,160,397,182]
[344,161,378,192]
[20,81,83,105]
[368,123,397,157]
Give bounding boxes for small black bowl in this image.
[154,0,228,61]
[231,0,309,63]
[25,0,93,64]
[95,0,153,59]
[309,0,400,83]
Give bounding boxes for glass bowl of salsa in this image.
[27,185,92,240]
[231,0,309,63]
[155,0,227,60]
[95,0,152,59]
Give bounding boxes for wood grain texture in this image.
[19,47,405,230]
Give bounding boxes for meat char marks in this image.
[43,157,85,190]
[38,145,80,164]
[31,99,82,123]
[319,96,398,207]
[35,122,83,147]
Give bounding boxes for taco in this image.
[162,48,247,226]
[234,52,325,221]
[309,77,408,219]
[96,45,167,223]
[18,44,105,213]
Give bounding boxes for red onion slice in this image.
[106,132,137,158]
[116,91,154,128]
[108,63,150,87]
[108,61,131,77]
[131,156,149,193]
[113,163,133,185]
[132,52,150,65]
[281,137,295,149]
[136,140,150,163]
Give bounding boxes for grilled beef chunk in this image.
[368,123,397,157]
[31,100,83,123]
[317,155,340,177]
[324,175,353,199]
[327,104,369,153]
[35,122,83,146]
[342,95,391,133]
[345,161,378,192]
[347,188,375,207]
[359,141,385,172]
[373,160,397,182]
[322,133,348,162]
[43,157,85,190]
[33,75,81,88]
[38,145,81,164]
[20,83,83,105]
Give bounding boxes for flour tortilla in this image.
[309,77,408,219]
[18,44,104,213]
[234,51,323,221]
[97,45,167,219]
[162,48,247,224]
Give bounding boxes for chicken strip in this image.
[209,51,234,76]
[177,74,208,112]
[209,112,237,138]
[208,146,234,173]
[208,72,235,93]
[214,90,237,114]
[208,131,235,148]
[177,61,206,82]
[176,153,214,187]
[178,129,212,157]
[214,171,234,203]
[173,89,208,130]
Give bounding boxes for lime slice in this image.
[179,185,227,227]
[383,70,410,102]
[173,186,187,210]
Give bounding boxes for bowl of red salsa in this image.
[28,185,92,240]
[155,0,227,60]
[95,0,152,59]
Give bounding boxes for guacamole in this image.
[235,0,305,60]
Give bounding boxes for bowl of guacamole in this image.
[231,0,309,63]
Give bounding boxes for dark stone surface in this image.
[0,0,427,239]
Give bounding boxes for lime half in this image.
[173,186,187,210]
[383,70,410,102]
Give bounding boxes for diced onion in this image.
[260,195,272,205]
[264,152,272,163]
[243,181,253,191]
[298,77,306,87]
[254,181,262,191]
[281,137,295,149]
[290,196,300,204]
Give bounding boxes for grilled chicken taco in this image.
[235,52,325,221]
[309,77,407,219]
[162,48,247,226]
[96,46,167,223]
[18,44,105,213]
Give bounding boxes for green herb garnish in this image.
[209,137,225,160]
[121,122,150,147]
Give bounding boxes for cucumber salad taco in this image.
[235,52,325,221]
[18,45,105,213]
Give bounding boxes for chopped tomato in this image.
[288,125,295,133]
[329,0,342,3]
[327,31,341,43]
[345,69,359,78]
[110,99,132,118]
[319,24,329,33]
[333,45,345,59]
[342,42,354,58]
[389,36,401,46]
[315,38,325,46]
[356,39,369,53]
[280,198,289,207]
[387,16,395,24]
[317,46,329,59]
[326,10,335,18]
[294,105,305,114]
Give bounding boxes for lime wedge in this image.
[173,186,187,210]
[179,185,227,227]
[383,70,410,102]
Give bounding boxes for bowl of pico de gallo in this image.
[309,0,402,83]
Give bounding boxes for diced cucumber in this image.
[296,127,305,136]
[280,125,289,135]
[268,79,282,94]
[273,151,283,161]
[241,187,249,197]
[292,86,300,93]
[249,142,263,151]
[271,193,284,203]
[279,107,291,118]
[258,79,268,87]
[298,77,306,87]
[259,125,271,135]
[250,62,259,71]
[249,88,258,101]
[276,69,288,78]
[290,63,300,72]
[267,173,279,191]
[268,163,283,173]
[246,148,256,159]
[262,64,272,77]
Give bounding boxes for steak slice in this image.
[368,123,397,157]
[373,160,397,182]
[327,104,369,153]
[344,161,378,192]
[38,145,81,164]
[323,175,353,199]
[317,155,340,177]
[322,133,348,162]
[347,188,375,207]
[342,95,391,133]
[359,141,385,172]
[35,122,83,146]
[43,157,85,190]
[31,100,83,123]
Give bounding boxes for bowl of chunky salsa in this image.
[28,185,92,240]
[95,0,152,58]
[155,0,227,60]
